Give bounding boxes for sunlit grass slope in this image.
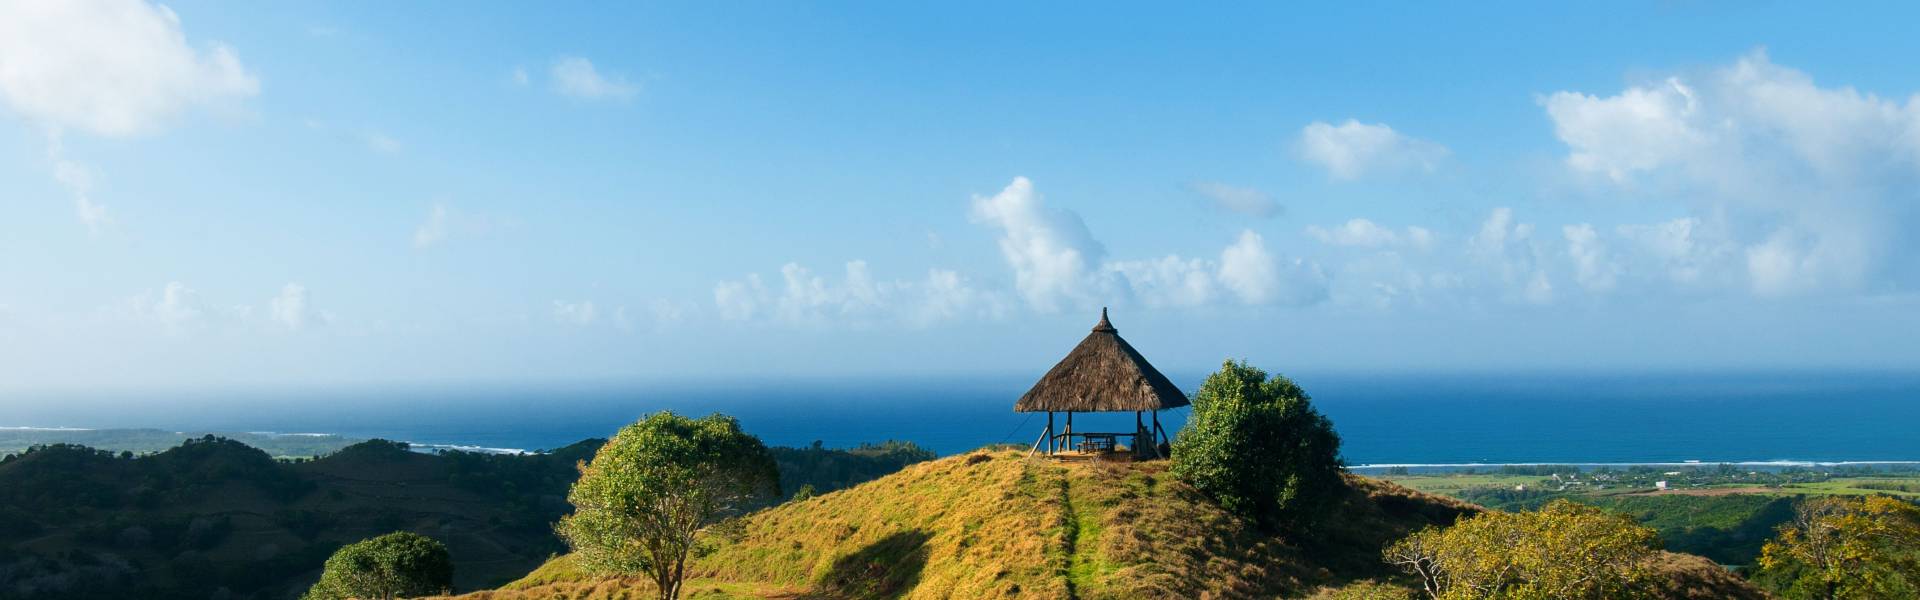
[443,450,1763,599]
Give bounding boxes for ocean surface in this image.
[5,371,1919,465]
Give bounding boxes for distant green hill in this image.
[444,451,1767,599]
[0,428,364,459]
[0,436,934,600]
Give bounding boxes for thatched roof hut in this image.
[1015,308,1188,413]
[1018,309,1185,459]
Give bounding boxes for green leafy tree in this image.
[1756,495,1920,600]
[556,412,780,600]
[302,531,452,600]
[1171,360,1343,530]
[1383,499,1659,600]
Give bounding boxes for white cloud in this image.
[152,281,205,333]
[510,67,530,86]
[1543,50,1920,296]
[550,57,637,101]
[1106,256,1217,308]
[1307,218,1403,248]
[270,283,316,331]
[714,276,764,321]
[1218,230,1280,304]
[0,0,258,136]
[969,178,1327,312]
[553,300,598,326]
[969,177,1107,312]
[1614,217,1729,286]
[1470,208,1553,304]
[1188,181,1282,218]
[112,281,211,334]
[1295,119,1449,180]
[1217,230,1327,306]
[1562,224,1617,292]
[712,261,1006,327]
[411,203,504,249]
[48,137,109,235]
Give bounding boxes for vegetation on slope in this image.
[449,450,1489,599]
[0,436,930,600]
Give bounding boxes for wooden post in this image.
[1046,411,1055,454]
[1065,411,1074,452]
[1134,411,1145,457]
[1152,411,1166,447]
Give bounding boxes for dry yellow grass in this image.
[433,451,1759,600]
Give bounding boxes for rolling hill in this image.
[444,450,1768,599]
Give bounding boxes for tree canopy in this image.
[302,531,452,600]
[1756,495,1920,600]
[556,411,780,600]
[1171,360,1343,530]
[1384,499,1660,600]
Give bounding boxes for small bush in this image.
[302,531,452,600]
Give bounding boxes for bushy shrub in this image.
[1384,499,1659,600]
[1171,360,1343,530]
[1756,495,1920,599]
[302,531,452,600]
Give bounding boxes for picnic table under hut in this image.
[1018,309,1187,460]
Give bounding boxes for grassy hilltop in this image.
[442,450,1764,600]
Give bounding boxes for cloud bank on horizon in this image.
[1,2,1917,388]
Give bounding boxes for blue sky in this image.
[3,2,1920,392]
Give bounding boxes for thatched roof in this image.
[1014,309,1189,413]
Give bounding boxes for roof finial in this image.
[1093,307,1115,332]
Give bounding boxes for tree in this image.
[1756,495,1920,600]
[302,532,452,600]
[1383,499,1659,600]
[556,412,780,600]
[1171,360,1343,530]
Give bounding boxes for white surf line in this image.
[403,441,533,455]
[1351,460,1920,469]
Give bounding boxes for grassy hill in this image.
[0,436,934,600]
[443,451,1769,599]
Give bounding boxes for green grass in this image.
[448,453,1494,600]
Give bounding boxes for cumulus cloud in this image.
[1613,217,1730,287]
[1543,49,1920,296]
[0,0,258,136]
[1295,119,1449,180]
[969,177,1327,312]
[1304,218,1436,250]
[1,0,255,234]
[550,57,637,101]
[1467,208,1554,304]
[143,281,206,334]
[269,283,320,331]
[553,300,598,326]
[1188,181,1282,218]
[712,261,1006,327]
[1105,256,1218,308]
[969,177,1108,312]
[1562,224,1617,292]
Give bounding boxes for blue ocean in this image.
[8,371,1919,465]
